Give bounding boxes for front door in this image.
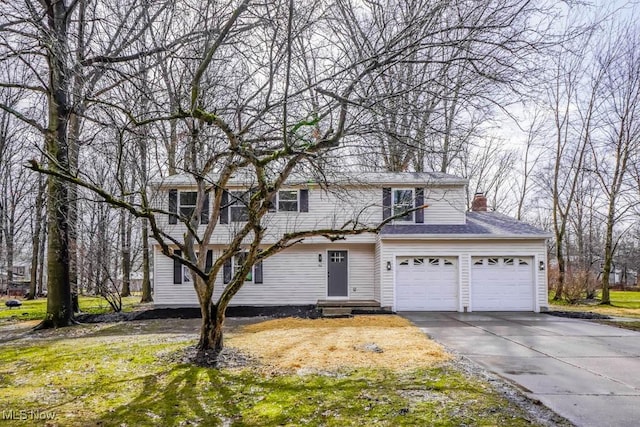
[327,250,348,297]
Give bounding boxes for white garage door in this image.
[471,257,534,311]
[395,257,458,311]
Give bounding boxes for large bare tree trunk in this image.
[40,0,74,328]
[28,175,46,299]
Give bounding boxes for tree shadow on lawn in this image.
[92,365,240,425]
[91,365,391,426]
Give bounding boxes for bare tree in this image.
[0,0,187,326]
[545,27,601,301]
[28,0,461,355]
[589,22,640,304]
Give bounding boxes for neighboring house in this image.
[152,172,552,312]
[1,264,31,296]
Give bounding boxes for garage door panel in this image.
[396,257,458,311]
[471,257,534,311]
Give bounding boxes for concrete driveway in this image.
[401,312,640,427]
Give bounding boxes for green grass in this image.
[549,290,640,319]
[0,295,142,321]
[0,321,543,427]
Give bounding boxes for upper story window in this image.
[179,191,198,218]
[168,189,209,225]
[230,191,250,222]
[393,189,414,222]
[383,187,424,224]
[278,190,298,212]
[220,188,309,224]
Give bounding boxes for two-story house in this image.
[152,172,551,312]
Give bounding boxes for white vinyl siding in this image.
[153,244,375,307]
[379,239,548,312]
[154,184,466,244]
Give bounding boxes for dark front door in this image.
[328,250,348,297]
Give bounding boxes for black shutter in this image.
[220,190,229,224]
[168,189,178,224]
[205,250,213,273]
[300,189,309,212]
[223,257,232,284]
[415,188,424,223]
[173,250,182,284]
[254,254,263,284]
[201,192,210,224]
[382,187,391,220]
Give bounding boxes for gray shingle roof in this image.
[381,211,551,238]
[153,171,467,187]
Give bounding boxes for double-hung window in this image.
[230,191,250,222]
[223,251,263,284]
[233,252,252,282]
[173,250,213,285]
[393,189,414,222]
[278,190,298,212]
[168,189,209,225]
[179,191,198,219]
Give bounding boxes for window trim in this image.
[277,189,299,212]
[223,250,264,284]
[169,189,209,225]
[233,252,253,282]
[392,188,414,222]
[179,191,198,219]
[229,190,250,222]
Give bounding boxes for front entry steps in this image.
[316,300,393,317]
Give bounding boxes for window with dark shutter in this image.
[173,250,182,284]
[415,187,424,223]
[382,187,391,220]
[168,189,178,224]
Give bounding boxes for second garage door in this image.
[471,257,534,311]
[395,257,458,311]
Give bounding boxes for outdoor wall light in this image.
[386,261,392,271]
[539,260,545,271]
[318,253,322,263]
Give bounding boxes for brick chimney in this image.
[472,192,487,212]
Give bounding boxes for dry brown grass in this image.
[227,315,450,372]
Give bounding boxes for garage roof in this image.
[381,211,552,239]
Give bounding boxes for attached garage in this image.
[395,256,459,311]
[471,256,534,311]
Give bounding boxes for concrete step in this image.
[321,307,353,316]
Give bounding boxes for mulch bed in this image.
[544,310,612,320]
[75,305,322,323]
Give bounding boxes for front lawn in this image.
[550,290,640,319]
[0,295,142,322]
[0,316,548,426]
